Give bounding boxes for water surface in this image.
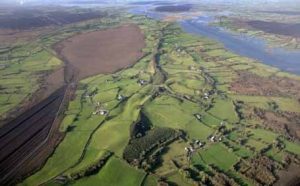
[130,7,300,75]
[181,17,300,75]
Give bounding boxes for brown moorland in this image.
[230,71,300,139]
[246,20,300,37]
[253,108,300,140]
[0,24,145,185]
[230,71,300,98]
[55,24,145,80]
[275,163,300,186]
[0,7,105,30]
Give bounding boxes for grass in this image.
[224,139,254,158]
[265,147,285,163]
[234,147,253,158]
[144,96,195,129]
[22,99,106,185]
[248,128,278,143]
[167,172,193,186]
[231,94,300,113]
[283,140,300,156]
[93,88,119,103]
[169,83,195,95]
[0,11,131,120]
[185,120,214,141]
[22,16,157,184]
[142,175,158,186]
[154,140,188,175]
[18,13,300,186]
[193,143,239,171]
[59,114,77,132]
[210,70,237,85]
[245,138,267,152]
[64,149,108,176]
[200,113,223,128]
[208,98,239,124]
[0,45,63,119]
[144,95,213,141]
[71,156,146,186]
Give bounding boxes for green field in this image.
[19,11,300,186]
[0,12,111,121]
[72,156,146,186]
[192,143,239,171]
[0,48,62,119]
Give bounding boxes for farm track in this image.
[0,87,66,185]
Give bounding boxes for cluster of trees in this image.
[169,164,241,186]
[123,127,180,163]
[129,112,151,138]
[235,156,277,185]
[68,151,113,181]
[234,100,245,121]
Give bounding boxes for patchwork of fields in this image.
[18,13,300,186]
[0,9,145,184]
[0,9,124,124]
[216,11,300,50]
[0,44,63,122]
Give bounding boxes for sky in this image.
[1,0,299,6]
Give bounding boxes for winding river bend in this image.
[130,7,300,75]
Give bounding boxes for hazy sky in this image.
[1,0,299,6]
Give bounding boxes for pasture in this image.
[192,143,239,171]
[18,13,300,186]
[72,156,146,186]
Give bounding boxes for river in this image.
[130,7,300,75]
